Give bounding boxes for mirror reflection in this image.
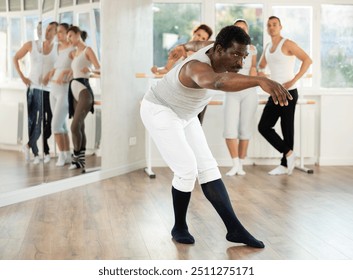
[0,0,101,194]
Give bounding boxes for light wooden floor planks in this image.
[0,165,353,260]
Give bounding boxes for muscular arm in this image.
[180,60,292,106]
[13,41,32,86]
[257,43,268,77]
[283,40,312,89]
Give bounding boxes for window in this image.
[9,0,20,11]
[24,0,38,10]
[60,0,73,8]
[10,18,21,78]
[215,3,263,63]
[94,8,101,60]
[25,16,40,41]
[43,0,55,13]
[59,11,73,24]
[153,3,202,67]
[272,6,312,86]
[321,4,353,88]
[77,12,92,47]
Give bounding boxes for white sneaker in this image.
[56,153,66,167]
[44,154,51,163]
[286,152,296,175]
[22,145,30,162]
[33,156,40,165]
[268,165,288,175]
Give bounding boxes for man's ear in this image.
[214,44,224,55]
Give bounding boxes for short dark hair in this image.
[193,24,213,39]
[59,23,70,31]
[268,16,281,25]
[214,25,250,50]
[49,21,58,27]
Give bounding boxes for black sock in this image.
[171,187,195,244]
[201,179,264,248]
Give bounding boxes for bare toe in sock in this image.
[226,231,265,248]
[172,227,195,244]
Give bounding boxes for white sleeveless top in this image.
[265,38,296,90]
[42,42,58,91]
[144,44,214,121]
[71,47,91,79]
[28,40,43,89]
[51,45,75,82]
[238,45,257,76]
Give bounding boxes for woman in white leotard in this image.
[67,26,100,171]
[44,23,75,166]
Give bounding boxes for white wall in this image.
[319,93,353,165]
[100,0,153,175]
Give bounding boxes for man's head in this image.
[267,16,282,37]
[212,25,250,73]
[45,21,58,41]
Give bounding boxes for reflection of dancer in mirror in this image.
[224,19,258,176]
[151,24,213,124]
[141,25,292,248]
[257,16,312,176]
[13,21,58,164]
[67,26,100,172]
[44,23,75,166]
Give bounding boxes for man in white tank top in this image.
[257,16,312,176]
[13,21,58,164]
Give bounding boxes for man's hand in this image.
[259,77,293,106]
[21,76,31,87]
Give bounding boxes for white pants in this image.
[223,89,258,139]
[49,82,69,134]
[140,99,221,192]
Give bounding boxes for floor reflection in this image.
[0,150,101,194]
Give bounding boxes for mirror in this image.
[0,0,101,195]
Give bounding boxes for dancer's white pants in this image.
[140,99,221,192]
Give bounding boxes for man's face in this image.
[267,18,282,37]
[45,24,57,41]
[217,42,248,73]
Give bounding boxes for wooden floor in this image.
[0,150,101,194]
[0,165,353,260]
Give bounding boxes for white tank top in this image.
[71,47,91,79]
[28,40,43,89]
[144,44,214,120]
[42,42,58,91]
[51,45,75,82]
[265,38,296,90]
[238,45,257,75]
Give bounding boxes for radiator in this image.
[0,102,24,145]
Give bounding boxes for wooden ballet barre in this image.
[258,99,316,105]
[135,73,164,79]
